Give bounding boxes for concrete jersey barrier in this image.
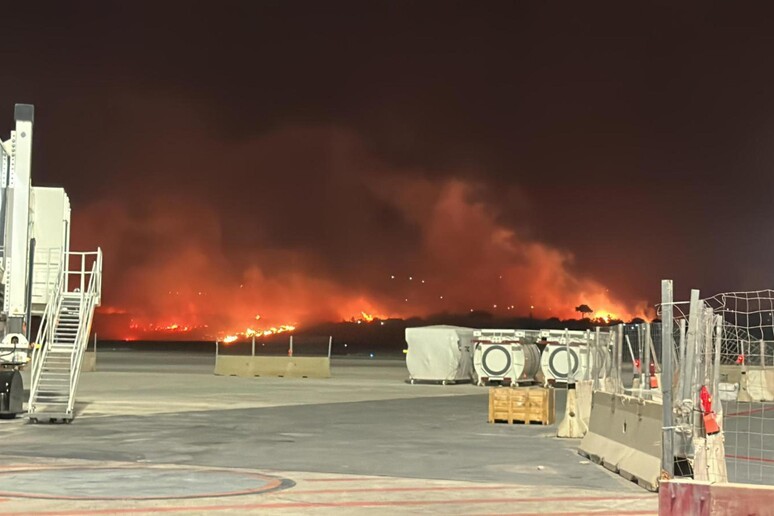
[215,356,331,378]
[81,351,96,372]
[578,391,662,491]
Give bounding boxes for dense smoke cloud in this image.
[70,103,644,339]
[3,2,774,338]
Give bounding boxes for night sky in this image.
[2,2,774,338]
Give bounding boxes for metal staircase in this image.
[28,250,102,423]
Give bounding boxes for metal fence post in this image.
[327,336,332,358]
[251,335,255,357]
[661,279,675,478]
[637,324,645,389]
[713,315,722,412]
[564,328,571,384]
[616,324,624,394]
[644,322,652,391]
[591,326,604,391]
[677,319,686,399]
[677,289,701,460]
[289,335,293,357]
[683,289,701,403]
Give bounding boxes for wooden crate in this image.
[488,386,555,425]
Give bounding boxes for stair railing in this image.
[28,263,65,408]
[67,248,102,414]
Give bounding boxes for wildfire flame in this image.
[220,324,297,343]
[360,311,375,322]
[128,320,207,333]
[126,315,296,343]
[593,310,619,322]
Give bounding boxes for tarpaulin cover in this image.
[405,325,475,382]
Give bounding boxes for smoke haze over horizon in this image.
[3,2,774,338]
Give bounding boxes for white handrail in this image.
[28,248,103,416]
[67,248,102,414]
[28,262,65,404]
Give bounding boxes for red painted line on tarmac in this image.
[725,405,774,417]
[290,484,518,494]
[0,494,655,515]
[725,454,774,464]
[477,511,656,516]
[0,466,288,501]
[301,477,378,482]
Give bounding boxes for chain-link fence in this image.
[661,285,774,486]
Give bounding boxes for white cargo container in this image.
[472,329,540,385]
[405,325,475,384]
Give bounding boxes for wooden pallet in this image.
[488,386,555,425]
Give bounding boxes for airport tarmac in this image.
[0,351,658,515]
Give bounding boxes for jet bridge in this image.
[0,104,102,422]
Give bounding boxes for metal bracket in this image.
[0,138,12,156]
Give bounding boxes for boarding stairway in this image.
[28,250,102,423]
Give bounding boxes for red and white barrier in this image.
[660,479,774,515]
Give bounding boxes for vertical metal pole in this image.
[564,328,571,384]
[251,335,255,357]
[583,330,593,380]
[25,237,36,340]
[648,326,660,373]
[644,322,652,391]
[760,339,766,368]
[703,307,714,389]
[616,324,624,394]
[5,105,34,334]
[679,319,687,371]
[637,325,645,388]
[0,148,9,250]
[626,334,637,393]
[94,332,97,353]
[328,336,333,358]
[685,292,705,447]
[676,318,686,398]
[80,254,85,293]
[661,280,675,478]
[713,315,722,412]
[593,327,601,390]
[289,335,293,357]
[682,289,701,403]
[215,340,219,358]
